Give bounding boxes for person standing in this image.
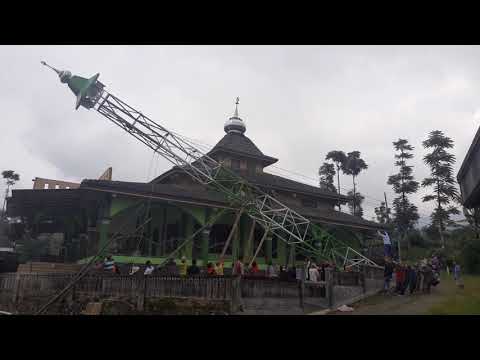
[407,264,417,295]
[187,259,200,275]
[395,263,406,295]
[103,255,115,273]
[129,263,140,276]
[378,230,392,258]
[165,258,178,275]
[215,259,224,276]
[144,260,155,276]
[383,257,394,293]
[279,265,288,281]
[249,261,260,275]
[266,261,277,278]
[233,259,244,276]
[453,262,461,283]
[308,263,320,282]
[206,262,216,275]
[179,256,188,277]
[423,263,434,293]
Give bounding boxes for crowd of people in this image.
[382,255,444,295]
[95,255,296,278]
[95,253,462,293]
[94,255,336,281]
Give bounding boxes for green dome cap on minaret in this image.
[41,61,104,110]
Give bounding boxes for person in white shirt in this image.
[308,263,320,282]
[378,230,392,258]
[144,260,155,276]
[129,263,140,275]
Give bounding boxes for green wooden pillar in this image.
[241,217,254,263]
[277,235,287,266]
[201,226,210,267]
[184,215,194,260]
[265,232,273,264]
[289,243,296,267]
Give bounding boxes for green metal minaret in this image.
[41,61,104,110]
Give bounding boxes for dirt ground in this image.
[330,279,450,315]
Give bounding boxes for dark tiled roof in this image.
[153,167,348,202]
[288,204,385,230]
[7,189,83,217]
[78,180,383,230]
[208,132,278,166]
[241,171,348,201]
[80,180,229,207]
[458,124,480,180]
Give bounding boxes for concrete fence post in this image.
[326,269,334,308]
[136,278,146,312]
[361,268,366,294]
[298,279,305,310]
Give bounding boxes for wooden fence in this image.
[0,266,384,313]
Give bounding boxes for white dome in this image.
[225,97,246,134]
[224,116,246,134]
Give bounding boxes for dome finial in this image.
[224,96,246,135]
[234,96,239,117]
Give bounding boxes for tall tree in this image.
[325,151,347,211]
[341,151,368,215]
[2,170,20,218]
[421,130,460,248]
[374,201,391,224]
[387,139,420,249]
[347,190,364,218]
[318,162,337,193]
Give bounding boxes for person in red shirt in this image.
[395,263,406,295]
[206,262,216,275]
[250,261,260,275]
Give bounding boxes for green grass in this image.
[427,275,480,315]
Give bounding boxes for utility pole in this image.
[384,192,400,262]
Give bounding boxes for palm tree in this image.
[2,170,20,217]
[325,151,347,210]
[341,151,368,215]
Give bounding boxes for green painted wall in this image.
[110,197,138,218]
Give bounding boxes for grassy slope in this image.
[427,275,480,315]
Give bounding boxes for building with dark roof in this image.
[7,102,384,266]
[458,124,480,209]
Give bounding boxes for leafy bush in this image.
[462,239,480,274]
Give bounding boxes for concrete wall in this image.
[32,177,80,190]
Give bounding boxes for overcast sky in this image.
[1,45,478,225]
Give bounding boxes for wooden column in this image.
[243,218,255,263]
[277,236,287,266]
[264,232,273,263]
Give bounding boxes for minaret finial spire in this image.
[41,60,73,84]
[41,61,61,75]
[234,97,239,117]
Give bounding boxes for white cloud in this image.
[1,45,478,224]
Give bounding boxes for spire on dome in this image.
[234,96,239,117]
[224,97,246,135]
